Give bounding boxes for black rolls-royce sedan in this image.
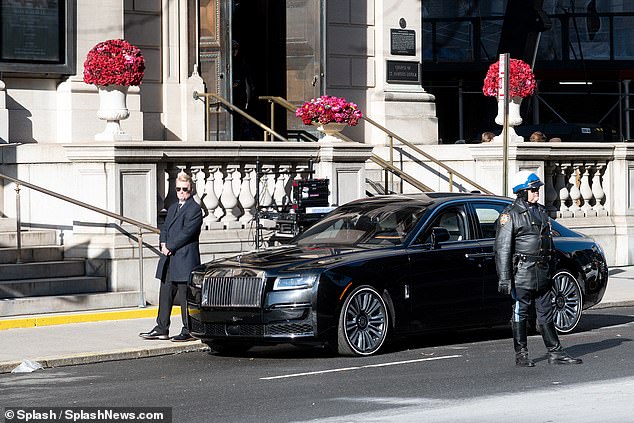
[186,193,608,356]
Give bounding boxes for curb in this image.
[0,342,209,374]
[0,307,182,331]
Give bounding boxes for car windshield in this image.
[295,203,426,247]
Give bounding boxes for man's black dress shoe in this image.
[171,333,195,342]
[139,329,169,340]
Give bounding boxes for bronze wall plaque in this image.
[386,60,420,84]
[390,29,415,56]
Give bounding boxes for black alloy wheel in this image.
[551,271,583,333]
[337,285,389,356]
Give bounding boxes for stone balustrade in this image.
[545,161,609,218]
[161,161,315,230]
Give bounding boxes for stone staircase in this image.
[0,218,140,317]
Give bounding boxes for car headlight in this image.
[190,272,205,288]
[273,274,318,291]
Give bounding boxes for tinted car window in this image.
[295,204,426,247]
[415,207,468,244]
[472,202,507,239]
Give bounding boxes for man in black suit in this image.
[140,172,203,342]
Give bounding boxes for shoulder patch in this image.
[499,213,510,226]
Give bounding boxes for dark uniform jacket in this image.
[494,197,555,291]
[155,196,203,283]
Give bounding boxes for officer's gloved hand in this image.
[498,280,511,295]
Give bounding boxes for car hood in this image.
[199,244,397,273]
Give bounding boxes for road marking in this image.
[260,354,462,380]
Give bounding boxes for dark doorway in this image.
[231,0,286,140]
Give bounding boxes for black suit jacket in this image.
[155,196,203,283]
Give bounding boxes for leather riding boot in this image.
[539,322,582,365]
[512,321,535,367]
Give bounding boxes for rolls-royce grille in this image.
[202,276,264,307]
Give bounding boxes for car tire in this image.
[551,270,583,333]
[204,340,252,355]
[336,285,389,356]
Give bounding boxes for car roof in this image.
[342,192,511,208]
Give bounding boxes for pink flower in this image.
[295,95,363,126]
[83,39,145,86]
[482,58,536,98]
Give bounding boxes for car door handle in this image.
[465,252,495,259]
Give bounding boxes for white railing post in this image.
[557,163,572,218]
[220,166,240,223]
[239,165,256,223]
[569,165,582,217]
[579,164,594,216]
[591,163,608,216]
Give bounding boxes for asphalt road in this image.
[2,306,634,423]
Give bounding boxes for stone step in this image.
[0,230,58,248]
[0,291,143,317]
[0,260,85,281]
[0,218,17,232]
[0,246,64,264]
[0,276,107,299]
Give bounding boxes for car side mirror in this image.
[431,227,450,248]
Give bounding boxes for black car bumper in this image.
[188,305,316,341]
[187,285,320,344]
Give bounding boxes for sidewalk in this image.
[0,309,208,374]
[0,267,632,374]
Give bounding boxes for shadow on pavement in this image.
[575,311,634,332]
[569,337,633,356]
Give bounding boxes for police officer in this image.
[495,171,582,367]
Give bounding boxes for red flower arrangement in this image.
[83,39,145,86]
[296,95,363,126]
[482,58,535,98]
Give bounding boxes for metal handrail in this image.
[193,91,288,142]
[0,171,159,307]
[363,115,493,194]
[260,96,492,195]
[366,152,433,193]
[259,95,298,142]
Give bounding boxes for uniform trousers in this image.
[511,287,554,325]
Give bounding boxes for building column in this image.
[369,0,438,145]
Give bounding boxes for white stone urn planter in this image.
[493,96,524,143]
[315,122,347,143]
[95,84,131,141]
[495,96,523,126]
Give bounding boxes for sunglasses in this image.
[175,187,189,192]
[529,187,540,193]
